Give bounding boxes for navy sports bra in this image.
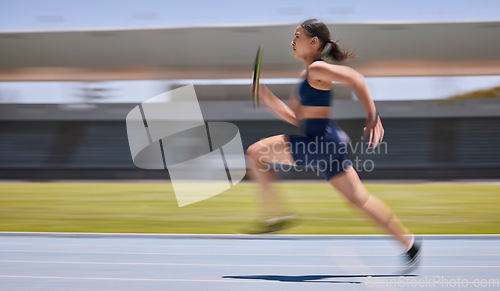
[298,59,331,106]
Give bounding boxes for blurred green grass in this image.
[1,182,499,234]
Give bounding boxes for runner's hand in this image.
[363,113,384,148]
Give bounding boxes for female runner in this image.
[246,19,420,269]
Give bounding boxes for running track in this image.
[0,233,499,290]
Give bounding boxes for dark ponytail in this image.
[327,39,354,63]
[300,19,355,63]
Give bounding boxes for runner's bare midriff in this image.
[298,105,331,119]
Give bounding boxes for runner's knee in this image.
[246,142,265,160]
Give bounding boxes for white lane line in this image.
[0,275,497,286]
[0,260,333,268]
[0,250,333,256]
[1,232,499,240]
[1,260,500,268]
[0,275,266,283]
[0,250,390,257]
[0,250,498,257]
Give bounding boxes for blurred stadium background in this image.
[0,0,499,236]
[1,15,500,180]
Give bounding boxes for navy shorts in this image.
[287,119,352,180]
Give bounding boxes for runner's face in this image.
[291,26,316,59]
